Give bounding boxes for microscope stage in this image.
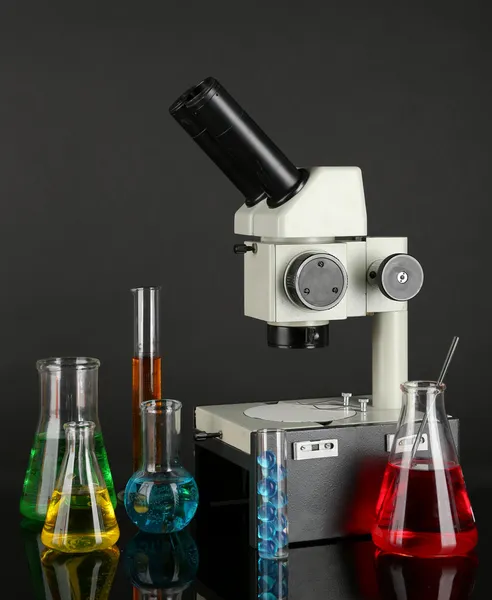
[196,397,402,454]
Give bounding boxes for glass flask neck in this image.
[132,286,161,357]
[37,357,100,426]
[140,400,181,473]
[62,421,103,487]
[392,380,458,469]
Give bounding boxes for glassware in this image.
[41,546,119,600]
[41,421,120,553]
[258,557,289,599]
[375,550,478,599]
[124,399,199,533]
[372,381,478,557]
[21,520,53,600]
[132,286,162,473]
[256,429,289,560]
[21,357,116,521]
[124,529,199,599]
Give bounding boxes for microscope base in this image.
[195,398,460,545]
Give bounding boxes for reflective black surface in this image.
[8,482,491,599]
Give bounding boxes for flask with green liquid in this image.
[20,357,117,521]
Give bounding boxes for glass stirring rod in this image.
[409,336,460,462]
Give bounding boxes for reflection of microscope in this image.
[170,78,458,544]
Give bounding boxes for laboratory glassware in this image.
[375,551,478,599]
[132,286,162,472]
[21,520,53,600]
[124,399,199,533]
[21,357,116,521]
[256,429,289,560]
[41,546,119,600]
[258,557,288,599]
[372,381,478,557]
[125,530,199,599]
[41,421,120,553]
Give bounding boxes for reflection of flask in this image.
[125,529,199,600]
[21,357,116,522]
[41,545,119,600]
[42,421,120,553]
[375,551,478,600]
[21,520,53,600]
[124,400,198,533]
[373,381,477,557]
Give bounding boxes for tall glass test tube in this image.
[132,286,162,472]
[256,429,289,560]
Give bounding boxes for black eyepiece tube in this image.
[169,77,308,208]
[169,97,267,206]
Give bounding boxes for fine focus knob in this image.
[370,254,424,301]
[284,252,348,311]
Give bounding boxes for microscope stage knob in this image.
[371,254,424,301]
[284,252,348,311]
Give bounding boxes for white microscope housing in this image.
[236,165,422,410]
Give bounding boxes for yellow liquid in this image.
[41,487,120,553]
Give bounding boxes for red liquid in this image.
[372,461,477,557]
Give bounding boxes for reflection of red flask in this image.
[344,457,387,536]
[373,381,478,558]
[375,551,478,600]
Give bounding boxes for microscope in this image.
[169,77,458,544]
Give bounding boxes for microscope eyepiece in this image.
[169,77,308,208]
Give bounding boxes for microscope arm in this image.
[372,311,408,410]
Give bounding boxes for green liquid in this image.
[20,431,117,521]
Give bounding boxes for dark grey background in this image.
[1,1,491,501]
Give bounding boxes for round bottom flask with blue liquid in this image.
[124,399,199,533]
[256,429,288,560]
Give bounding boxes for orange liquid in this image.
[132,356,162,472]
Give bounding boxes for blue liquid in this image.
[258,478,277,498]
[124,469,198,533]
[258,502,277,522]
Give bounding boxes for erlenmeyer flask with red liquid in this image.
[372,381,478,558]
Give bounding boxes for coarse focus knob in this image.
[369,254,424,301]
[284,252,348,311]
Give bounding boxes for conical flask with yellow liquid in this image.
[41,421,120,553]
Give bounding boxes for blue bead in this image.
[257,478,277,498]
[272,577,288,597]
[258,558,278,576]
[257,450,276,470]
[262,463,287,481]
[275,530,288,548]
[258,502,277,522]
[258,594,277,600]
[275,513,288,532]
[257,574,275,592]
[258,540,278,558]
[258,522,275,541]
[271,491,287,508]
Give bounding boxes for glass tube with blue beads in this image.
[256,429,288,560]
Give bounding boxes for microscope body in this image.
[170,77,450,545]
[236,165,412,411]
